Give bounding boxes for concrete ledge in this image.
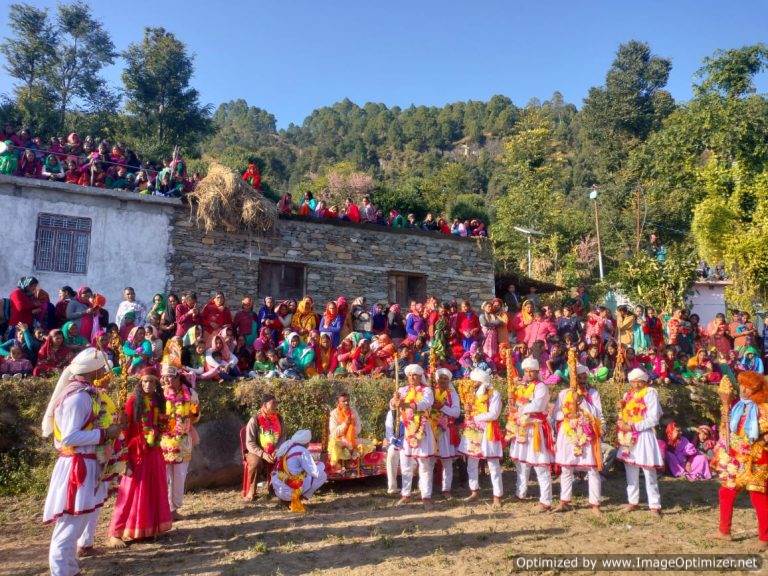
[0,174,182,208]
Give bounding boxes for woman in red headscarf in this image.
[201,292,233,346]
[107,369,172,546]
[242,163,261,189]
[32,329,73,377]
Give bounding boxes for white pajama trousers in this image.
[560,467,601,506]
[467,457,503,497]
[76,506,100,548]
[386,445,400,493]
[49,510,98,576]
[515,462,552,506]
[441,459,455,492]
[399,453,435,499]
[167,461,190,512]
[625,464,661,510]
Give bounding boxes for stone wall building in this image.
[0,174,495,317]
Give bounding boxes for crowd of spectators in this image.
[0,124,199,197]
[274,190,488,237]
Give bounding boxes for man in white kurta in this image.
[42,348,120,576]
[552,363,604,513]
[395,364,436,506]
[508,357,553,510]
[459,368,504,507]
[432,368,461,497]
[617,368,664,515]
[271,429,327,503]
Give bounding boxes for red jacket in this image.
[9,288,36,326]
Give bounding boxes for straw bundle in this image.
[187,162,278,234]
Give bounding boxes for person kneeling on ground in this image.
[271,429,327,512]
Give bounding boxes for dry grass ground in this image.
[1,470,765,576]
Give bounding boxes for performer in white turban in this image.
[431,367,461,497]
[459,368,504,507]
[42,348,121,576]
[552,363,604,514]
[271,429,327,512]
[508,357,554,510]
[394,363,436,507]
[617,368,664,515]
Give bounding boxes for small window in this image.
[388,272,426,306]
[34,213,91,274]
[258,261,305,300]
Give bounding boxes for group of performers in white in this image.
[43,347,767,575]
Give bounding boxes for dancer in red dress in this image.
[107,369,172,546]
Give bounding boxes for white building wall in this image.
[0,175,178,320]
[690,281,731,328]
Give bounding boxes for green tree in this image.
[48,1,117,129]
[696,44,768,98]
[122,27,212,158]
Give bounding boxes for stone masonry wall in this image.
[169,213,495,306]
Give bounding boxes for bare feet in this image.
[492,496,502,509]
[395,496,410,506]
[172,510,183,521]
[622,504,638,513]
[756,540,768,551]
[422,498,433,511]
[76,546,96,558]
[538,503,551,513]
[713,531,732,541]
[590,506,602,516]
[442,491,453,501]
[650,508,663,517]
[106,537,126,549]
[554,502,571,513]
[463,491,480,502]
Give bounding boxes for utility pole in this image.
[590,186,604,281]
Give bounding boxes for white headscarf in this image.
[42,347,110,437]
[275,429,312,459]
[470,367,492,396]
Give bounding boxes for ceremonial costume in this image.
[617,368,663,511]
[458,368,504,498]
[398,364,437,500]
[160,366,200,515]
[552,364,604,507]
[431,368,461,493]
[244,408,284,500]
[508,358,553,506]
[42,349,112,576]
[715,372,768,544]
[328,403,374,465]
[271,430,327,511]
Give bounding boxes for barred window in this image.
[34,213,91,274]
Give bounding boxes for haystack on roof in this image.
[187,162,277,234]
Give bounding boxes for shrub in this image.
[449,193,490,222]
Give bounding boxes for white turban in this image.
[161,363,179,377]
[42,347,111,437]
[470,367,491,386]
[404,363,427,385]
[628,368,649,383]
[576,364,589,375]
[275,429,312,459]
[435,368,453,381]
[521,357,539,371]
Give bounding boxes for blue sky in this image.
[1,0,767,128]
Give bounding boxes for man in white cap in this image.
[552,363,604,514]
[432,367,461,498]
[508,357,553,511]
[42,348,121,576]
[459,368,504,507]
[161,363,200,520]
[394,363,436,507]
[617,368,664,516]
[271,429,327,510]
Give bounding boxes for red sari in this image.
[108,393,172,540]
[201,299,233,345]
[32,331,73,377]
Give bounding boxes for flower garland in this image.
[141,395,160,447]
[561,388,596,457]
[617,386,650,448]
[257,412,282,456]
[161,385,198,463]
[401,385,426,448]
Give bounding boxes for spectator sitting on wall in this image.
[0,141,18,175]
[41,154,65,181]
[277,192,293,215]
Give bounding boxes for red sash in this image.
[528,412,555,455]
[59,452,97,512]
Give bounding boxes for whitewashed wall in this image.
[0,175,179,320]
[690,281,731,328]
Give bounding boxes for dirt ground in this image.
[1,469,766,576]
